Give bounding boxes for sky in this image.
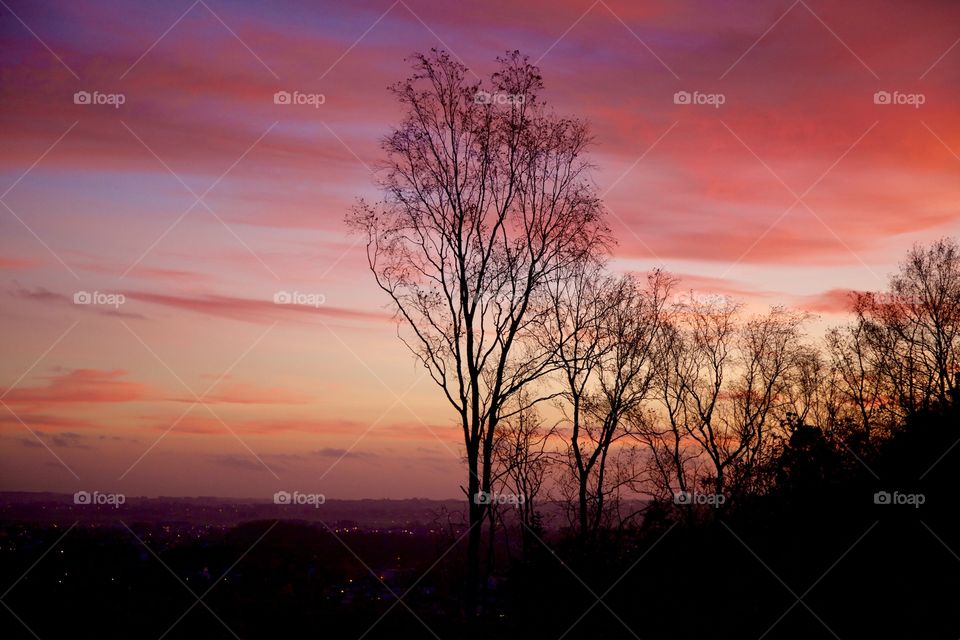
[1,0,959,499]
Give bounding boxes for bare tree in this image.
[642,306,716,504]
[643,298,811,506]
[851,238,960,416]
[548,269,672,540]
[538,258,608,536]
[648,295,739,504]
[727,307,811,496]
[826,321,891,438]
[347,49,608,612]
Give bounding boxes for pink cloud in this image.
[795,288,858,314]
[126,290,390,324]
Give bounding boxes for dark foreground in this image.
[3,409,959,639]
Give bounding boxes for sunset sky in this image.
[1,0,959,498]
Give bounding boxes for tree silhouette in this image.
[347,49,609,614]
[346,48,960,634]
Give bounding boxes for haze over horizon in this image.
[3,0,960,499]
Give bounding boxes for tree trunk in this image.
[578,474,589,542]
[465,448,482,619]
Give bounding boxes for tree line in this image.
[347,49,960,615]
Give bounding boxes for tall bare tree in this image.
[347,49,608,611]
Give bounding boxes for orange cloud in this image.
[0,411,102,432]
[1,369,153,405]
[140,414,460,442]
[0,257,41,269]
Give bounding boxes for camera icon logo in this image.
[273,91,292,105]
[273,490,292,504]
[74,490,91,504]
[273,291,292,304]
[673,91,692,105]
[873,91,891,105]
[74,291,92,304]
[73,91,91,105]
[674,491,692,504]
[474,491,492,505]
[873,491,891,504]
